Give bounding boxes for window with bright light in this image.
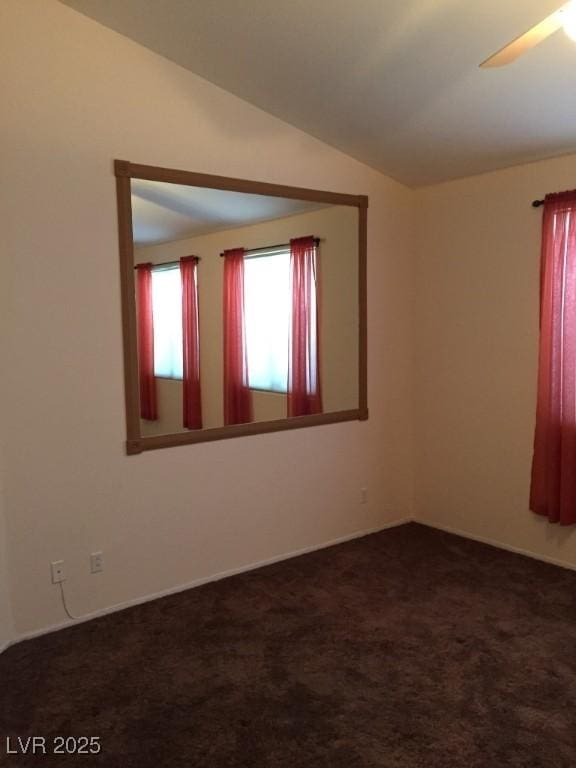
[151,267,183,379]
[149,248,317,391]
[244,250,291,392]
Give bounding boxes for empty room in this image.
[2,1,576,765]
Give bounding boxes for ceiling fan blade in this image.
[480,6,567,68]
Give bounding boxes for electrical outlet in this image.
[51,560,66,584]
[90,551,104,574]
[361,487,368,504]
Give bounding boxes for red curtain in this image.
[288,236,322,417]
[135,263,158,421]
[223,248,252,425]
[180,256,202,430]
[530,190,576,525]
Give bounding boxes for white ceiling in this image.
[60,0,576,186]
[131,179,328,245]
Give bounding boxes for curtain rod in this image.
[134,257,200,270]
[532,188,576,207]
[219,237,321,257]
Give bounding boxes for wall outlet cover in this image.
[51,560,66,584]
[90,551,104,574]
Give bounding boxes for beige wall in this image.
[135,205,359,434]
[0,61,15,649]
[0,486,14,650]
[415,154,576,567]
[1,0,415,638]
[5,0,575,649]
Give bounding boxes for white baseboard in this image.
[5,516,574,656]
[415,518,576,573]
[7,517,412,651]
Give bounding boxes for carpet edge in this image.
[6,516,413,652]
[415,518,576,572]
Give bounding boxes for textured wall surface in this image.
[415,154,576,567]
[0,0,415,638]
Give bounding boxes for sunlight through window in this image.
[244,251,290,392]
[151,267,183,379]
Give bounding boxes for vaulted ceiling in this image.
[131,180,328,245]
[60,0,576,186]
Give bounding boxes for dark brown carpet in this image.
[2,522,576,767]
